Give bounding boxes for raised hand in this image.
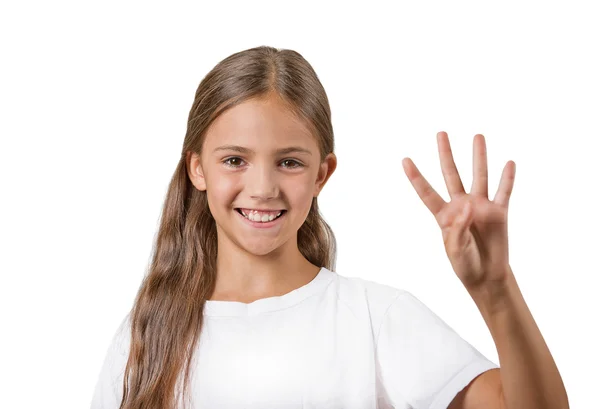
[402,131,516,292]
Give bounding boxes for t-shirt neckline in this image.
[203,266,333,317]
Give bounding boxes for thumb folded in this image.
[450,201,472,252]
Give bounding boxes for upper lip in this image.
[236,208,286,211]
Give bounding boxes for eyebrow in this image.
[213,145,313,156]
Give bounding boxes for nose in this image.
[247,163,280,200]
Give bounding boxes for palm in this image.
[402,132,516,291]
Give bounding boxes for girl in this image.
[91,46,569,409]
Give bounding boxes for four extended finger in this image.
[470,134,489,198]
[402,157,446,215]
[493,161,516,207]
[437,132,466,198]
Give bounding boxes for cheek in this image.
[283,178,315,211]
[206,174,239,208]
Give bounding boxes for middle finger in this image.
[437,131,466,199]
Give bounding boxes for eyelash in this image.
[222,157,304,169]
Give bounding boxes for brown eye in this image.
[281,159,303,169]
[224,157,244,167]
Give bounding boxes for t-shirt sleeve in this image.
[90,313,131,409]
[375,291,499,409]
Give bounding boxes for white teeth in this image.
[240,209,283,223]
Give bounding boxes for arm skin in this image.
[450,265,570,409]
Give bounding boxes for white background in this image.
[1,1,598,408]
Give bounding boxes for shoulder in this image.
[91,312,133,407]
[103,311,133,363]
[328,268,411,330]
[332,266,403,294]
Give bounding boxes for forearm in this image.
[468,266,569,409]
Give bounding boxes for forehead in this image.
[203,97,315,148]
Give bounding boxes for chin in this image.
[241,238,288,257]
[240,246,280,258]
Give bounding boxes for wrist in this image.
[466,266,516,316]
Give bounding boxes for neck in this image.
[210,233,320,303]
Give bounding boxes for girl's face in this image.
[187,95,336,257]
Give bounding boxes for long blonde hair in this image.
[120,45,337,409]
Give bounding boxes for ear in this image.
[314,152,337,197]
[186,151,207,191]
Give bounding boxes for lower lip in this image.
[235,210,286,229]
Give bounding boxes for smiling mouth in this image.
[235,208,287,222]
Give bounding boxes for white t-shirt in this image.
[91,266,498,409]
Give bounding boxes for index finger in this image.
[402,157,446,215]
